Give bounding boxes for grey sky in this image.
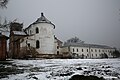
[0,0,120,48]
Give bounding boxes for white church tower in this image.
[23,13,55,55]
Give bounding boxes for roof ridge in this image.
[35,13,51,23]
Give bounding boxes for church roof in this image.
[35,13,51,23]
[13,31,27,36]
[33,13,55,28]
[64,42,113,49]
[25,13,55,30]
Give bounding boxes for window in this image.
[92,54,93,57]
[99,50,101,52]
[77,49,78,52]
[57,51,59,54]
[87,49,88,52]
[27,43,30,47]
[36,27,39,33]
[57,46,59,49]
[73,48,74,52]
[82,49,83,52]
[95,49,97,52]
[36,40,40,48]
[91,49,93,52]
[102,50,104,52]
[30,30,32,35]
[96,54,97,57]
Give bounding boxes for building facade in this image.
[9,22,27,58]
[0,33,8,60]
[61,37,115,59]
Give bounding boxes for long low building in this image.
[61,37,115,59]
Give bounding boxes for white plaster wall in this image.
[61,47,69,53]
[54,39,58,54]
[90,48,102,59]
[20,37,27,47]
[20,36,35,48]
[69,46,114,59]
[24,23,55,54]
[70,47,90,58]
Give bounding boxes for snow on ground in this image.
[1,59,120,80]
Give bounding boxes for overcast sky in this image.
[0,0,120,48]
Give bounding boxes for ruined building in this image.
[9,22,27,58]
[20,13,62,58]
[0,33,8,60]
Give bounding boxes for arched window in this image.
[36,27,39,33]
[57,51,59,55]
[36,40,40,48]
[30,30,32,35]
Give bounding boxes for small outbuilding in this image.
[0,33,9,60]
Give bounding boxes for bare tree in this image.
[0,18,10,32]
[0,0,9,8]
[0,0,9,31]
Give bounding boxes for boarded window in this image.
[36,40,40,48]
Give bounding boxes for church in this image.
[9,13,62,58]
[23,13,55,54]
